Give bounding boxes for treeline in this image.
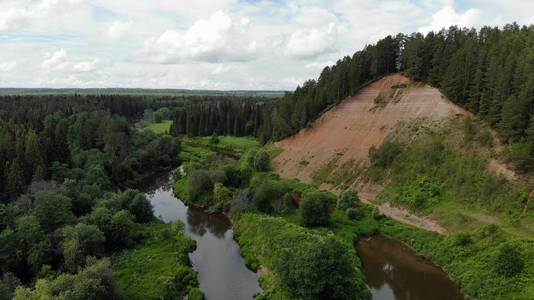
[400,24,534,172]
[0,111,181,202]
[169,37,398,142]
[170,98,271,137]
[0,100,184,297]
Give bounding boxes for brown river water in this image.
[141,173,261,300]
[141,172,464,300]
[357,235,464,300]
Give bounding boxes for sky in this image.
[0,0,532,90]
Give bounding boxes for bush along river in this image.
[357,234,464,300]
[141,172,262,300]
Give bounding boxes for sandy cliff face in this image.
[274,74,469,187]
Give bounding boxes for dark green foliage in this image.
[276,235,365,300]
[13,257,119,300]
[210,132,219,144]
[346,207,360,220]
[453,233,473,246]
[252,180,288,213]
[34,191,75,232]
[252,150,270,172]
[234,214,370,300]
[187,170,212,202]
[109,210,137,250]
[62,224,105,273]
[300,192,333,227]
[338,188,359,210]
[128,193,154,223]
[369,140,402,169]
[507,142,534,174]
[495,243,524,277]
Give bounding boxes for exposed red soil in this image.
[273,74,472,234]
[274,74,468,183]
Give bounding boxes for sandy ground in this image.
[273,74,471,234]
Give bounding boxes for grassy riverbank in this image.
[112,221,200,300]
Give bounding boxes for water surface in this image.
[357,234,464,300]
[142,174,262,300]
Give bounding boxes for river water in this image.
[357,234,464,300]
[141,174,261,300]
[141,172,464,300]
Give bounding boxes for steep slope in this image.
[273,74,473,233]
[274,73,468,185]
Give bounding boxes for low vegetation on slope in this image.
[364,116,534,299]
[112,221,198,300]
[367,116,533,235]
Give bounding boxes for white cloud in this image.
[107,21,133,40]
[419,6,481,33]
[73,59,98,73]
[0,1,531,89]
[286,23,337,59]
[0,8,31,31]
[41,49,68,71]
[140,11,257,63]
[0,61,17,72]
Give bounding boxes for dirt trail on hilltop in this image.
[273,74,470,234]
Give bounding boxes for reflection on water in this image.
[141,173,261,300]
[357,235,464,300]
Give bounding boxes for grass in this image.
[112,221,199,300]
[362,116,534,299]
[181,135,260,155]
[233,213,370,300]
[148,120,173,135]
[380,219,534,300]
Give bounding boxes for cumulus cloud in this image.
[140,11,257,63]
[285,23,337,59]
[419,6,481,33]
[0,61,17,72]
[0,0,84,32]
[73,59,98,73]
[107,21,133,40]
[41,49,68,71]
[0,8,31,31]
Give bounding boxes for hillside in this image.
[274,74,467,187]
[273,73,532,235]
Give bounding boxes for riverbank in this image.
[172,135,472,299]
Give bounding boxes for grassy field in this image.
[148,120,173,135]
[112,221,199,299]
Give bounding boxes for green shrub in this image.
[253,150,270,172]
[275,235,368,300]
[300,192,332,227]
[346,208,360,220]
[188,287,204,300]
[495,243,524,277]
[338,188,359,210]
[187,170,212,201]
[453,233,472,246]
[369,140,402,169]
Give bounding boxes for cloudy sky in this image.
[0,0,532,90]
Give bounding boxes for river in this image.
[357,234,464,300]
[141,172,464,300]
[141,173,262,300]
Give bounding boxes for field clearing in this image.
[148,120,173,135]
